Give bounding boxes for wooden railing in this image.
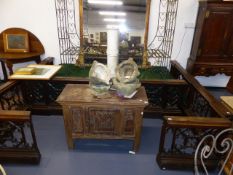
[155,60,233,170]
[0,110,40,164]
[0,61,232,168]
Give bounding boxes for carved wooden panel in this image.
[199,9,232,60]
[123,109,135,135]
[70,107,84,134]
[87,107,120,135]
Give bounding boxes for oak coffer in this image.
[56,84,148,152]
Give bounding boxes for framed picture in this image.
[3,32,29,53]
[100,32,107,44]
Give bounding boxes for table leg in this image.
[133,110,143,152]
[35,57,41,64]
[6,61,13,75]
[227,76,233,93]
[0,61,8,81]
[63,107,74,149]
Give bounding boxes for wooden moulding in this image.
[0,150,41,164]
[0,110,30,121]
[164,116,232,128]
[157,153,218,170]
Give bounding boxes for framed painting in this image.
[100,32,107,45]
[3,32,29,53]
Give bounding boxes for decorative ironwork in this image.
[190,91,212,117]
[47,82,66,102]
[22,81,66,105]
[194,128,233,175]
[147,0,179,68]
[55,0,80,64]
[23,81,46,104]
[163,128,219,155]
[144,84,185,113]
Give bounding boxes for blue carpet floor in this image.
[3,116,192,175]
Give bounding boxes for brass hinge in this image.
[197,49,202,56]
[205,10,210,18]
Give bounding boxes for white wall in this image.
[0,0,230,86]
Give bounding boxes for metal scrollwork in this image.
[194,128,233,175]
[0,164,6,175]
[55,0,80,64]
[147,0,179,68]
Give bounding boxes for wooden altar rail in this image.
[157,116,232,170]
[0,61,232,168]
[155,60,233,170]
[0,110,41,164]
[0,61,231,118]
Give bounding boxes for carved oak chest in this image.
[56,84,148,152]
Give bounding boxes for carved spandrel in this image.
[71,108,84,134]
[88,108,119,135]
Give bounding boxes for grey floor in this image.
[2,87,231,175]
[2,116,192,175]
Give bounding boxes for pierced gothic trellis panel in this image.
[144,83,186,114]
[0,121,35,149]
[0,113,41,164]
[164,128,219,155]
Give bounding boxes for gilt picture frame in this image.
[3,32,29,53]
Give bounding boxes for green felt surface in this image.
[56,64,173,80]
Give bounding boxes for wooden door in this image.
[198,7,233,61]
[226,26,233,60]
